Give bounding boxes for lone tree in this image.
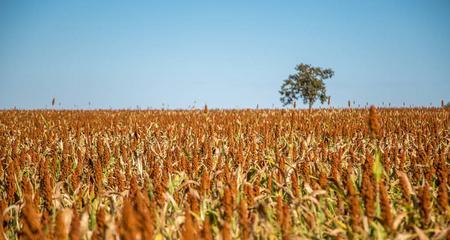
[279,63,334,109]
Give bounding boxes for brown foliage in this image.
[0,108,448,239]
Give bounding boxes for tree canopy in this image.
[279,63,334,109]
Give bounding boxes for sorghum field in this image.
[0,107,448,239]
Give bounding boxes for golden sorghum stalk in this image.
[69,206,80,240]
[154,178,165,207]
[93,158,103,193]
[362,172,375,220]
[0,201,6,240]
[244,184,255,206]
[182,207,196,240]
[379,180,393,231]
[230,174,238,209]
[6,160,16,204]
[188,190,200,215]
[41,168,53,209]
[0,200,5,240]
[200,171,210,198]
[205,141,213,171]
[20,192,44,240]
[54,209,72,240]
[399,150,406,171]
[22,177,33,201]
[437,153,448,214]
[346,178,362,232]
[437,182,448,215]
[368,105,381,138]
[239,198,250,240]
[129,175,138,197]
[253,177,261,198]
[71,159,81,191]
[223,186,233,221]
[319,171,328,189]
[222,186,233,240]
[276,194,283,227]
[60,156,71,183]
[419,182,431,226]
[41,167,53,225]
[192,152,199,175]
[291,171,299,198]
[201,217,213,240]
[120,198,139,240]
[222,221,231,240]
[278,156,285,185]
[134,189,154,239]
[93,207,106,240]
[114,159,125,192]
[331,153,341,185]
[398,171,413,204]
[281,203,291,240]
[268,173,273,192]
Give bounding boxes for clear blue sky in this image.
[1,0,449,109]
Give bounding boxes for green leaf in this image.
[373,151,383,183]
